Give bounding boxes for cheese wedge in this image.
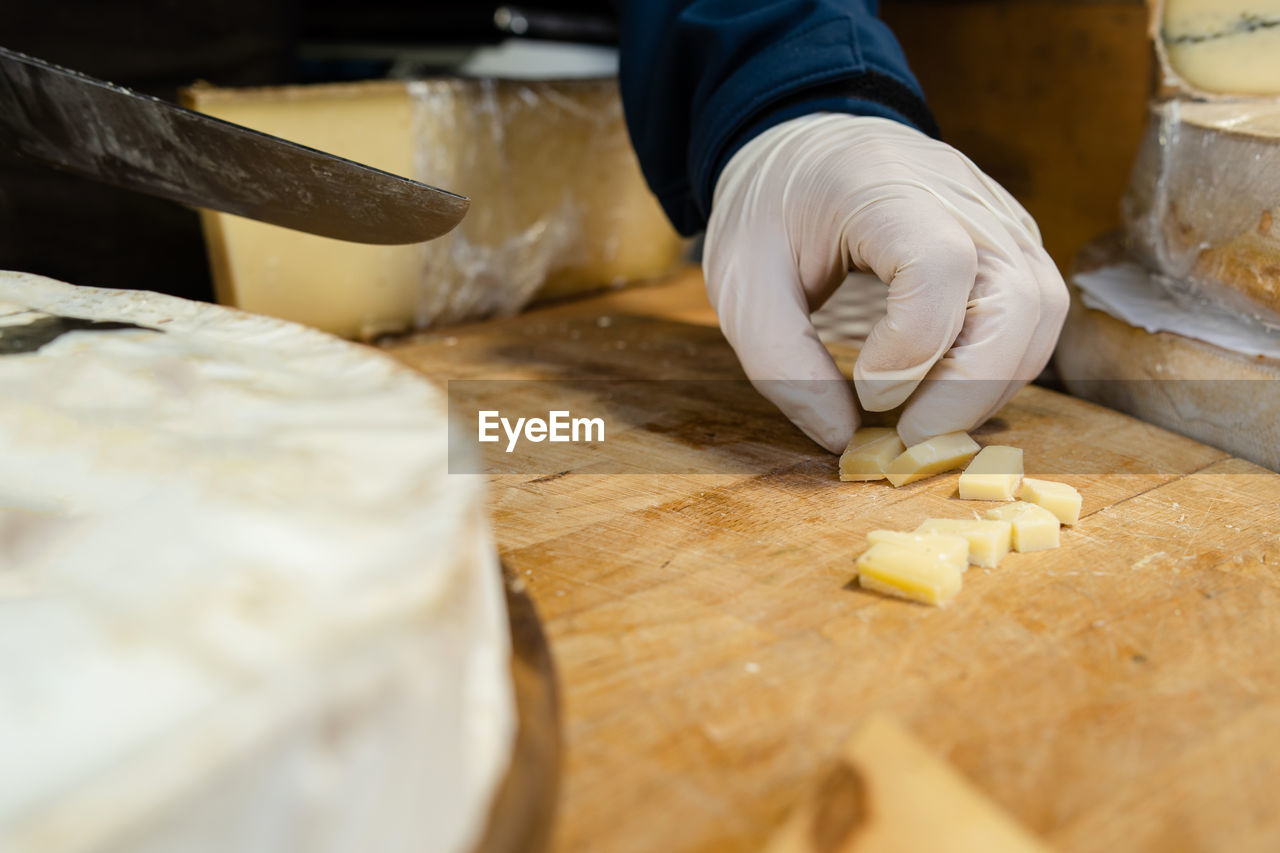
[884,432,980,488]
[856,542,964,607]
[1018,478,1082,526]
[915,518,1013,569]
[839,428,906,481]
[984,502,1061,553]
[958,445,1024,501]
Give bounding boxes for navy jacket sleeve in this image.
[616,1,939,236]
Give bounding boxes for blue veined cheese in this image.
[1158,0,1280,95]
[0,272,513,853]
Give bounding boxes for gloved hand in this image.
[703,113,1068,452]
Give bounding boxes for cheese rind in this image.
[984,502,1061,553]
[884,432,981,488]
[856,542,964,607]
[839,428,906,481]
[865,530,970,574]
[915,518,1013,569]
[958,446,1024,501]
[1018,478,1082,525]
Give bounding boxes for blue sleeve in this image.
[617,1,938,236]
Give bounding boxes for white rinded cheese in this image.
[0,271,513,853]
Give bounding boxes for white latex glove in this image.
[703,113,1068,452]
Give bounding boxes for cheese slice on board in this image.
[1153,0,1280,96]
[0,271,514,853]
[185,78,686,340]
[1124,99,1280,324]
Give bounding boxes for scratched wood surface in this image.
[387,269,1280,852]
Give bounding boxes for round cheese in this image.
[1057,241,1280,472]
[1124,99,1280,324]
[0,272,514,853]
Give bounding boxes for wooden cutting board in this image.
[388,268,1280,852]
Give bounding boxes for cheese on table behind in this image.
[387,267,1280,851]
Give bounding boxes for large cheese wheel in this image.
[1124,99,1280,324]
[0,272,514,853]
[1151,0,1280,97]
[1056,239,1280,472]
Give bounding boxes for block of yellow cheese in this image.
[856,542,964,607]
[884,432,980,488]
[184,78,686,339]
[866,530,969,574]
[984,502,1061,553]
[958,445,1024,501]
[1018,478,1082,526]
[915,518,1012,569]
[1154,0,1280,97]
[839,428,906,482]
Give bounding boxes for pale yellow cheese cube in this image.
[856,542,963,606]
[866,530,969,573]
[984,502,1060,553]
[1018,478,1082,526]
[839,428,906,482]
[915,518,1012,569]
[884,432,981,488]
[958,445,1023,501]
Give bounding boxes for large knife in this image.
[0,47,468,245]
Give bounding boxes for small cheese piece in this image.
[984,502,1061,553]
[1018,478,1082,526]
[915,518,1013,569]
[958,446,1024,501]
[839,428,906,482]
[884,432,981,488]
[856,543,963,607]
[1160,0,1280,96]
[866,530,970,574]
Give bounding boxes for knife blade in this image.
[0,47,468,245]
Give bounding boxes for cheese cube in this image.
[984,502,1060,553]
[915,518,1012,569]
[884,432,980,488]
[839,428,906,482]
[1018,478,1082,525]
[856,542,963,607]
[866,530,970,574]
[958,445,1023,501]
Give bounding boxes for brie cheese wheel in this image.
[1124,99,1280,324]
[0,272,514,853]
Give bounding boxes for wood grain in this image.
[388,269,1280,852]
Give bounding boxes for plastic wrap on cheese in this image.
[1123,99,1280,325]
[187,78,687,340]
